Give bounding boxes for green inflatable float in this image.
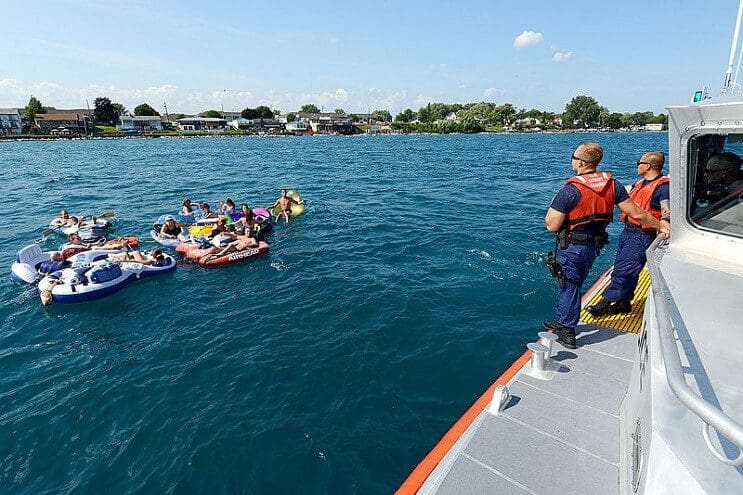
[270,190,305,219]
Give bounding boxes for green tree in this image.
[202,109,223,118]
[349,113,359,122]
[255,105,274,118]
[395,108,417,122]
[241,107,260,119]
[286,112,296,122]
[334,108,346,115]
[93,97,118,124]
[112,103,126,116]
[563,95,601,128]
[372,110,392,122]
[25,95,44,123]
[301,104,320,113]
[134,103,159,116]
[604,112,624,129]
[417,104,432,123]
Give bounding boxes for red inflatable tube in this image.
[197,240,269,267]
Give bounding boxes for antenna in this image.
[723,0,743,94]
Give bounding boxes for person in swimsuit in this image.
[199,203,219,220]
[38,251,71,276]
[109,248,167,266]
[270,188,304,224]
[212,232,259,257]
[50,210,82,227]
[182,199,198,217]
[159,216,183,239]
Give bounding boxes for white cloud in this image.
[335,88,349,102]
[484,87,502,98]
[146,84,178,96]
[513,30,543,49]
[553,51,573,63]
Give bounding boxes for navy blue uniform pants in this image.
[555,242,598,329]
[602,230,654,303]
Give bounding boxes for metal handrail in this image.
[647,236,743,466]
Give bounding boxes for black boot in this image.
[614,299,632,314]
[542,320,561,330]
[552,324,576,349]
[586,298,614,317]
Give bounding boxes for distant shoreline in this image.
[0,129,668,142]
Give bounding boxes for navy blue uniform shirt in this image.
[550,177,630,233]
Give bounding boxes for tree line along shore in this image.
[0,94,668,140]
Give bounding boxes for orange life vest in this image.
[620,176,669,230]
[564,171,616,230]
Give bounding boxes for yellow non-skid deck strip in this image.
[579,267,650,334]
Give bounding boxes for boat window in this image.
[688,133,743,236]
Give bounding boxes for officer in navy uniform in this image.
[586,152,670,316]
[543,143,670,349]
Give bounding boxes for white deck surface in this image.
[419,325,638,495]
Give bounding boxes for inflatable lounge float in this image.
[270,190,305,220]
[58,236,139,260]
[49,218,112,236]
[11,244,130,285]
[150,229,189,247]
[197,240,269,267]
[37,253,176,304]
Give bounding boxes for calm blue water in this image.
[0,132,666,494]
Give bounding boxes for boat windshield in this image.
[688,133,743,236]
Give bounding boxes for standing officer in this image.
[543,143,670,349]
[586,152,670,316]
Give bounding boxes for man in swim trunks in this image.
[50,210,81,227]
[270,189,304,224]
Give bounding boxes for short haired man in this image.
[543,143,670,349]
[586,152,670,317]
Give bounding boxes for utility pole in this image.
[221,89,226,117]
[164,102,170,123]
[84,99,91,137]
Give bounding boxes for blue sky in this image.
[0,0,739,114]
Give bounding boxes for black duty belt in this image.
[623,223,655,235]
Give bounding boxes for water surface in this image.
[0,132,666,493]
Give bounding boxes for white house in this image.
[175,117,226,131]
[117,114,163,132]
[643,123,664,131]
[0,108,23,134]
[444,112,459,123]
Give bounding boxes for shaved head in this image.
[643,151,665,170]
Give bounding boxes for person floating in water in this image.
[270,189,304,224]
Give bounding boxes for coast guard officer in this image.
[543,143,670,349]
[586,152,670,317]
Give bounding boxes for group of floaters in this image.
[10,189,305,306]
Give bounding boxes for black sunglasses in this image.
[637,160,652,166]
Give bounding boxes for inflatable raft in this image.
[58,236,139,260]
[37,253,176,304]
[10,244,131,285]
[49,218,112,236]
[198,240,269,267]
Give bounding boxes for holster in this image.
[546,251,568,289]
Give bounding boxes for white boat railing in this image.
[647,236,743,466]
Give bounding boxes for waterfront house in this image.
[285,120,310,133]
[643,123,664,131]
[296,112,353,133]
[228,117,282,130]
[117,114,163,132]
[175,117,226,131]
[473,115,490,125]
[444,112,459,123]
[0,108,23,134]
[199,110,242,121]
[34,112,92,135]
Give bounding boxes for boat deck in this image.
[404,269,645,494]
